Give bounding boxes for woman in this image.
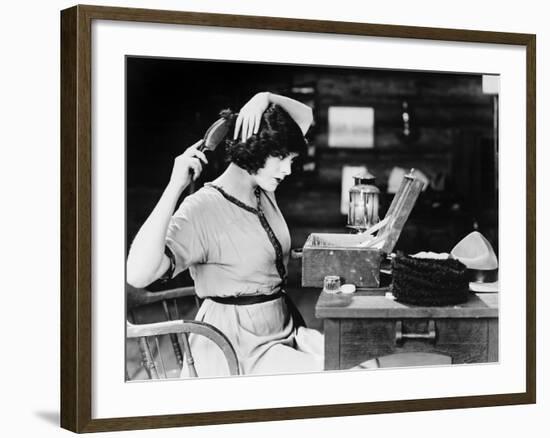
[127,92,324,377]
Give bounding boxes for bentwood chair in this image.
[126,285,239,379]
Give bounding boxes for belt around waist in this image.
[207,291,284,306]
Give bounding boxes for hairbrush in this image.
[197,111,237,152]
[188,112,237,187]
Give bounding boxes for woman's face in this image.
[253,153,298,192]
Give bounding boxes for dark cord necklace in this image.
[206,183,287,283]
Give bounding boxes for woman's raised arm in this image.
[126,141,207,288]
[234,92,313,142]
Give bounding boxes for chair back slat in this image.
[180,332,198,377]
[138,337,159,379]
[154,336,168,378]
[171,299,181,319]
[169,334,184,367]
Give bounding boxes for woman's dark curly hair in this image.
[220,104,307,174]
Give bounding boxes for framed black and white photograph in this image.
[60,5,536,432]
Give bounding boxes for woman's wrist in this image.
[165,179,187,198]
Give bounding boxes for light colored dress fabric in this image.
[166,184,324,377]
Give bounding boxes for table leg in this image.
[487,319,499,362]
[324,319,341,370]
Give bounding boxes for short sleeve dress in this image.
[165,183,324,377]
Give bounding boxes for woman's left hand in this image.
[234,92,270,142]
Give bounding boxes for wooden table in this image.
[315,289,498,370]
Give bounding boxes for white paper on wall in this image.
[328,107,374,148]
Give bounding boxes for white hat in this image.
[451,231,498,292]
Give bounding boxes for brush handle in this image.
[189,140,206,177]
[188,140,206,194]
[195,139,207,153]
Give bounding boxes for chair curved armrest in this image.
[127,319,239,376]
